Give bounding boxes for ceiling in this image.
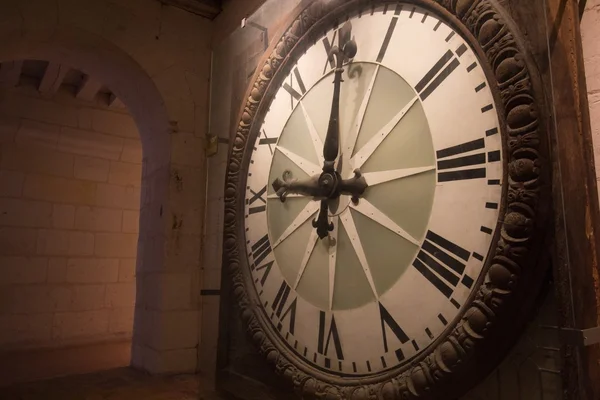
[159,0,223,19]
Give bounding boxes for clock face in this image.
[243,3,503,376]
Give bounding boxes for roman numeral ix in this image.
[250,234,272,269]
[412,231,474,298]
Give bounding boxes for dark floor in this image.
[0,367,224,400]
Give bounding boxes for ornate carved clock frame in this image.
[219,0,552,398]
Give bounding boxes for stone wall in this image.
[0,83,140,350]
[0,0,211,374]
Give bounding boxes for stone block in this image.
[143,346,197,374]
[200,295,220,349]
[23,174,96,205]
[108,307,135,334]
[52,204,75,229]
[163,96,195,133]
[65,258,119,283]
[52,310,110,340]
[36,229,95,256]
[145,310,199,351]
[0,314,53,347]
[144,273,191,311]
[75,206,123,232]
[0,113,19,144]
[105,282,136,308]
[0,256,47,284]
[201,267,221,290]
[56,0,107,38]
[58,127,124,161]
[3,285,71,314]
[78,107,93,130]
[0,170,24,197]
[194,103,209,138]
[121,138,143,163]
[122,210,139,233]
[0,198,53,228]
[119,258,136,282]
[1,145,74,178]
[47,257,67,283]
[0,93,74,127]
[168,164,206,209]
[91,109,139,139]
[14,119,60,150]
[94,233,138,257]
[71,284,106,311]
[95,183,141,210]
[108,161,142,187]
[0,227,37,255]
[170,132,205,168]
[152,65,193,102]
[164,233,202,271]
[74,155,110,182]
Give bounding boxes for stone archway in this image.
[0,0,209,376]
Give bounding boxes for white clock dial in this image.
[244,3,502,376]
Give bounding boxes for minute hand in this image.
[322,59,343,173]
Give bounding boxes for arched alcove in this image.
[0,22,175,380]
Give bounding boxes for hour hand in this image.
[312,200,334,239]
[272,172,323,202]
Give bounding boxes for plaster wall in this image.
[0,84,140,350]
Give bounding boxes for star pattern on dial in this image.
[271,65,436,309]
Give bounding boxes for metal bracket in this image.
[241,18,269,52]
[206,134,218,157]
[544,326,600,347]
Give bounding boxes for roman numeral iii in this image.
[250,234,272,268]
[436,138,500,182]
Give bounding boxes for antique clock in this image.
[222,0,549,398]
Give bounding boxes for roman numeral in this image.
[377,14,399,63]
[436,138,487,182]
[379,303,409,353]
[255,260,273,286]
[259,129,276,155]
[272,281,297,335]
[322,31,337,73]
[247,186,266,214]
[318,311,344,361]
[413,231,472,298]
[250,234,272,268]
[283,67,306,108]
[415,50,460,101]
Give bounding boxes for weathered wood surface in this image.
[539,0,600,398]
